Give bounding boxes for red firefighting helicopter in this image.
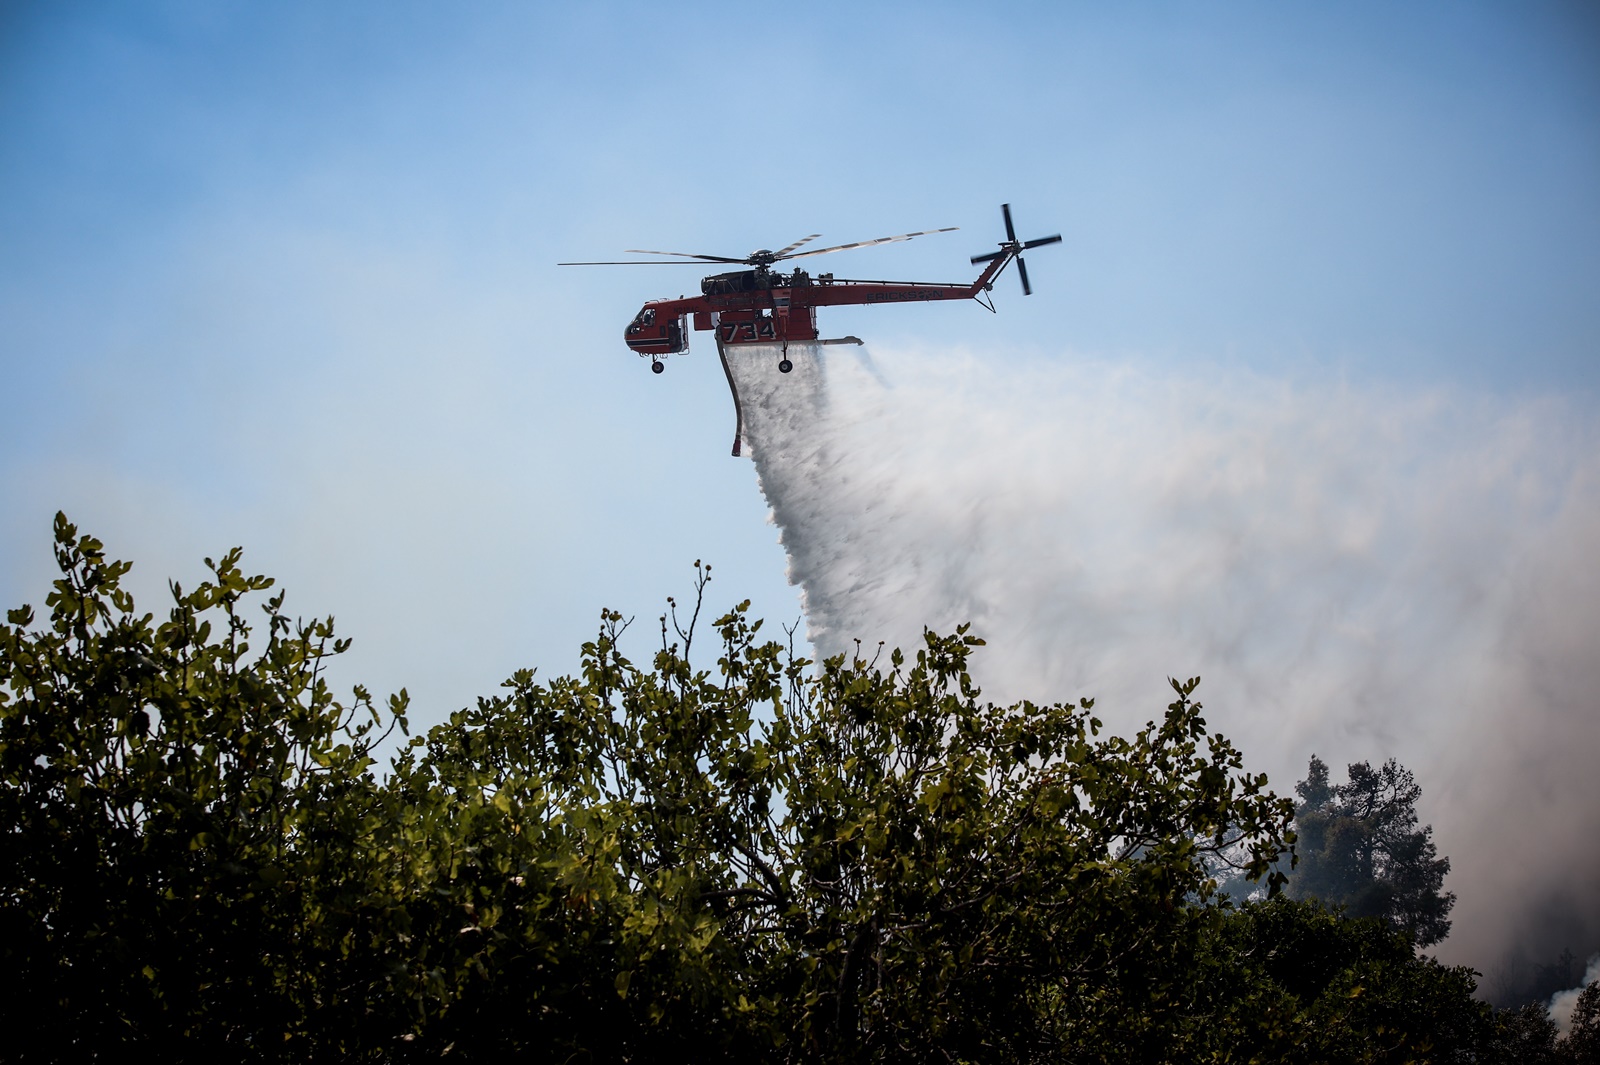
[560,204,1060,455]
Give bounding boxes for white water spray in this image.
[721,339,1600,974]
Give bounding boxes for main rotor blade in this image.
[623,249,748,263]
[970,249,1006,265]
[780,227,958,261]
[1002,203,1017,244]
[1023,234,1062,249]
[773,233,823,258]
[557,260,717,266]
[1017,256,1032,296]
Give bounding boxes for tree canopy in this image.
[2,516,1595,1063]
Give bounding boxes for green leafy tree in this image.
[402,565,1300,1060]
[4,518,1543,1063]
[1290,754,1455,947]
[1180,897,1492,1062]
[0,515,417,1058]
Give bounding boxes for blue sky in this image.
[7,2,1598,379]
[3,0,1598,714]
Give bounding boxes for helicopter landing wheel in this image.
[651,360,665,374]
[778,359,793,374]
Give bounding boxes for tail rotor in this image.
[971,203,1061,296]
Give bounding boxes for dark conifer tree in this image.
[1290,754,1456,946]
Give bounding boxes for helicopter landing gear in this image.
[651,359,665,374]
[778,359,793,374]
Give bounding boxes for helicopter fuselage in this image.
[622,255,1016,358]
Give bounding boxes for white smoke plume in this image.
[722,340,1600,975]
[1550,954,1600,1035]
